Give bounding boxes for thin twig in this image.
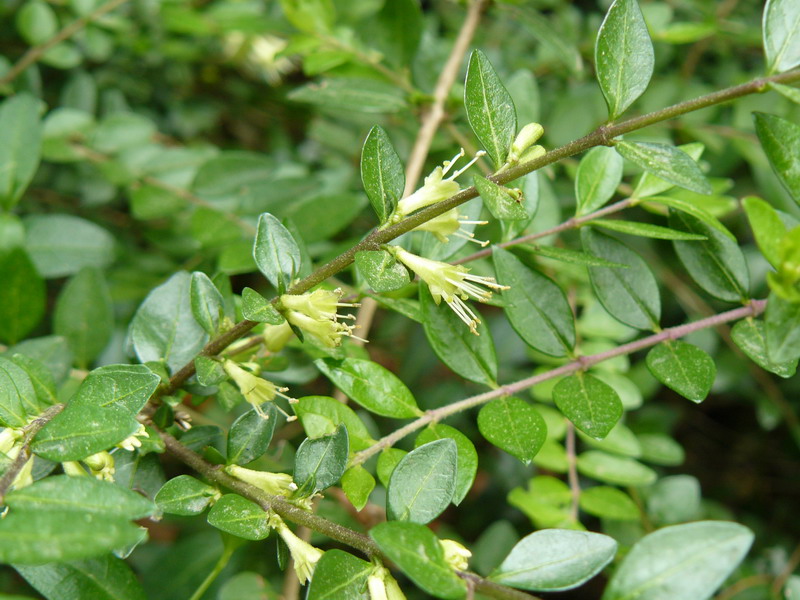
[155,69,800,403]
[0,404,65,503]
[351,300,766,466]
[403,0,488,195]
[0,0,130,86]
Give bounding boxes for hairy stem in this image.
[351,300,766,466]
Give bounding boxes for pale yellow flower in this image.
[225,464,297,497]
[269,513,324,584]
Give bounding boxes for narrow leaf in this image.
[361,126,404,223]
[742,196,786,268]
[0,93,42,210]
[253,213,301,292]
[577,451,657,486]
[493,247,575,356]
[474,176,528,221]
[227,403,278,466]
[464,50,517,169]
[763,0,800,74]
[754,112,800,204]
[189,271,223,336]
[588,219,706,240]
[415,424,477,506]
[0,248,45,345]
[294,425,349,493]
[765,292,800,363]
[595,0,654,119]
[575,147,624,215]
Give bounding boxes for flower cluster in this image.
[389,246,508,335]
[280,288,364,348]
[222,359,296,420]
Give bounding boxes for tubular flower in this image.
[222,359,296,419]
[390,246,509,335]
[439,539,472,571]
[413,208,488,246]
[281,288,364,348]
[263,320,294,352]
[393,149,485,219]
[368,565,407,600]
[84,451,115,482]
[117,423,149,452]
[268,513,324,584]
[224,464,297,497]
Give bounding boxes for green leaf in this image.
[71,364,160,415]
[477,396,547,465]
[765,292,800,363]
[754,112,800,204]
[595,0,654,119]
[355,250,410,293]
[53,267,113,368]
[294,424,349,493]
[294,395,374,452]
[575,147,624,215]
[206,494,270,540]
[315,358,422,419]
[644,195,735,240]
[32,404,138,461]
[89,113,155,155]
[155,475,219,516]
[577,421,641,457]
[23,215,115,278]
[732,318,797,377]
[376,448,407,488]
[0,356,36,427]
[387,439,457,524]
[372,0,422,68]
[0,510,144,565]
[577,451,657,486]
[646,340,716,403]
[602,521,754,600]
[240,288,284,324]
[289,78,407,113]
[763,0,800,74]
[553,373,623,440]
[615,141,711,195]
[490,529,618,591]
[637,433,685,466]
[360,125,404,223]
[473,176,528,221]
[581,228,661,330]
[341,466,375,512]
[253,213,301,293]
[15,555,147,600]
[646,475,701,525]
[420,285,498,387]
[742,196,786,268]
[580,486,640,520]
[195,356,226,387]
[4,474,155,519]
[493,247,575,356]
[588,219,706,241]
[307,549,372,600]
[0,248,45,345]
[7,353,57,408]
[415,424,477,506]
[9,335,72,385]
[370,521,467,599]
[0,93,42,210]
[769,81,800,104]
[227,403,278,466]
[189,272,223,336]
[16,0,57,44]
[464,50,517,169]
[526,244,627,268]
[130,271,209,373]
[669,210,750,302]
[632,142,705,198]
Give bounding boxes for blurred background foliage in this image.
[1,0,799,598]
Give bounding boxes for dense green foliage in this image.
[1,0,800,599]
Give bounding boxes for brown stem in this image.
[0,404,65,504]
[351,300,766,466]
[0,0,130,87]
[403,0,488,195]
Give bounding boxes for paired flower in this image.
[389,246,508,335]
[268,513,324,584]
[392,149,485,221]
[280,288,364,348]
[222,359,296,420]
[414,208,489,246]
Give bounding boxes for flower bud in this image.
[439,539,471,571]
[83,451,115,482]
[511,122,544,157]
[225,464,297,497]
